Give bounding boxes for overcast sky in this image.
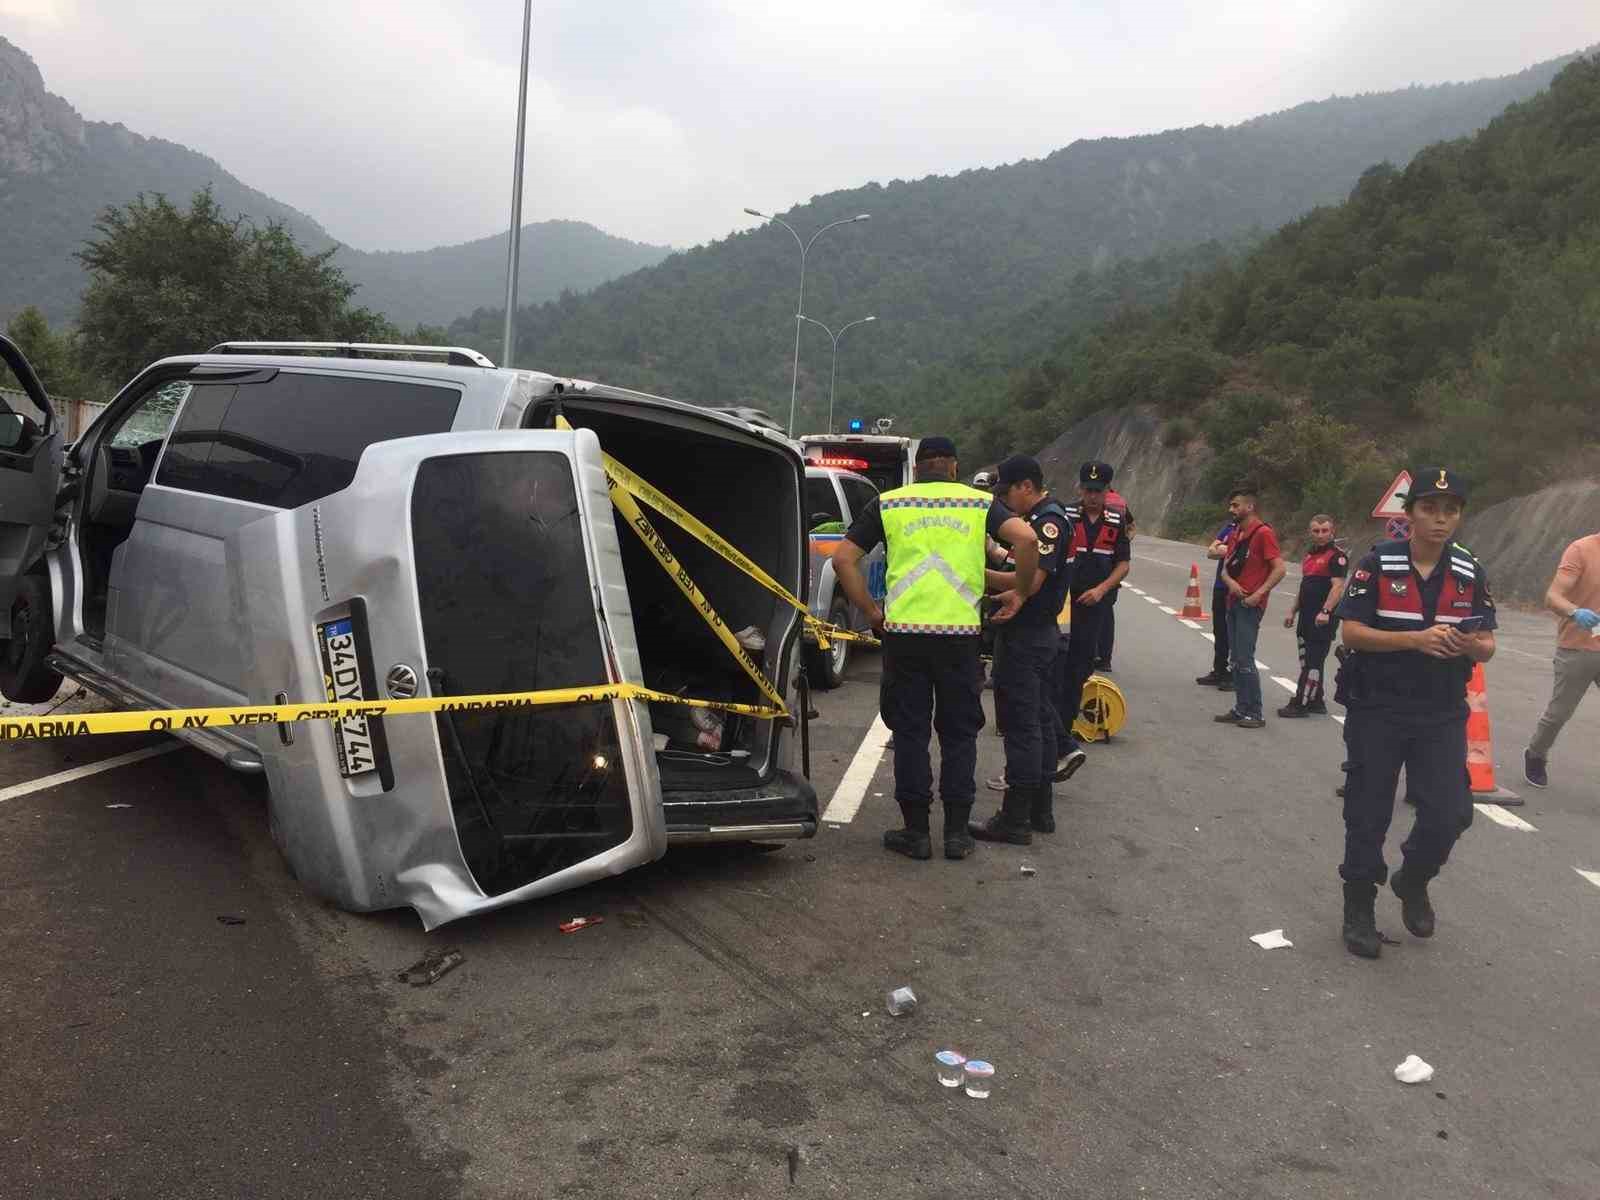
[5,0,1595,252]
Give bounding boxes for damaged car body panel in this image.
[229,429,665,929]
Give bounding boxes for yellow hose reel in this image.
[1072,673,1127,742]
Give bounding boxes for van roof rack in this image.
[207,341,496,368]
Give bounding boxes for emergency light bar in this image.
[809,455,871,471]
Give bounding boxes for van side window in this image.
[839,476,877,520]
[154,372,461,508]
[805,476,843,531]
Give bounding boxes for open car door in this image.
[226,428,666,928]
[0,334,64,613]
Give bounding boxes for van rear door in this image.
[226,428,666,927]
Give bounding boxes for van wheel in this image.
[1,573,63,704]
[805,598,852,691]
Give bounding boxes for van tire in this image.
[805,597,852,691]
[2,572,63,704]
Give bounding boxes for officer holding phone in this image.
[1332,468,1496,960]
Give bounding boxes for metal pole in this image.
[830,315,874,435]
[500,0,533,368]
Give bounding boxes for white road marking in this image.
[1159,605,1178,615]
[1475,804,1537,832]
[1271,676,1298,693]
[0,742,183,805]
[822,714,891,824]
[1200,632,1215,643]
[1127,586,1146,596]
[1181,619,1202,630]
[1332,715,1345,725]
[1255,659,1269,670]
[1575,868,1600,890]
[1143,595,1162,605]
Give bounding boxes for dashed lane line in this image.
[1476,804,1538,832]
[0,742,184,805]
[1576,868,1600,890]
[1271,675,1299,694]
[1159,605,1178,615]
[821,714,891,825]
[1142,595,1162,605]
[1180,619,1202,630]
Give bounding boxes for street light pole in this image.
[744,208,870,436]
[799,314,877,434]
[500,0,534,368]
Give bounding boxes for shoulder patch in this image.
[1353,568,1370,581]
[1041,521,1061,540]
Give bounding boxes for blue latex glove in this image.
[1572,607,1600,631]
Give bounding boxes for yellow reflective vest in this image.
[879,481,991,634]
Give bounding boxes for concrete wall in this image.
[1035,403,1213,534]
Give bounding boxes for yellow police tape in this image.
[0,683,785,742]
[598,444,879,651]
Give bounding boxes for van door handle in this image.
[274,692,294,745]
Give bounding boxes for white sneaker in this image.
[1054,746,1087,781]
[985,772,1007,792]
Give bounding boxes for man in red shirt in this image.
[1215,483,1286,728]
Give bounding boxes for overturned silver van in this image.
[0,339,816,928]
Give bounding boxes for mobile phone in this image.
[1452,616,1486,635]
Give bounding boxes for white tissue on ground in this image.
[1249,929,1293,949]
[1394,1054,1435,1084]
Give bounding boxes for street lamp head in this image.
[743,207,767,218]
[852,214,871,222]
[863,315,877,322]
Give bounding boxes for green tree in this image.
[4,306,92,399]
[75,188,396,384]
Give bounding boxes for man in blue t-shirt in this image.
[1195,512,1239,689]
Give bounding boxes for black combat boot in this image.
[1342,880,1381,959]
[969,789,1033,845]
[943,804,976,860]
[883,803,932,860]
[1030,785,1056,834]
[1390,868,1436,938]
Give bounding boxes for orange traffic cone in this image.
[1465,663,1496,794]
[1179,563,1208,620]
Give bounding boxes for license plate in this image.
[315,616,377,778]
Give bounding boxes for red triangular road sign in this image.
[1372,470,1412,518]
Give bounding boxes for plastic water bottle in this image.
[885,986,917,1016]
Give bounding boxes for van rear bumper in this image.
[662,768,818,842]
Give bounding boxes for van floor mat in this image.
[655,755,767,792]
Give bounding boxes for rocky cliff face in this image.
[0,37,86,174]
[1035,403,1213,533]
[1462,479,1600,604]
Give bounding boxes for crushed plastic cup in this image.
[886,986,917,1016]
[935,1050,966,1088]
[963,1059,995,1099]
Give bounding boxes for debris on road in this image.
[1394,1054,1435,1084]
[216,914,246,926]
[785,1142,807,1184]
[936,1050,967,1088]
[618,911,648,929]
[559,916,604,934]
[105,803,132,809]
[963,1059,995,1098]
[397,948,464,987]
[886,986,917,1016]
[1019,865,1037,877]
[1249,928,1293,949]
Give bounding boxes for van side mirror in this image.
[0,412,26,450]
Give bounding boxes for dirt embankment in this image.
[1034,404,1212,532]
[1462,478,1600,604]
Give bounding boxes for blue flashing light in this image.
[847,418,864,433]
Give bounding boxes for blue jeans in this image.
[1227,603,1264,719]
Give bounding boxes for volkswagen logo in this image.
[385,664,420,700]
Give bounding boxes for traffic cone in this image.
[1465,663,1496,794]
[1179,563,1208,620]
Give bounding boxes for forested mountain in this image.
[448,49,1588,431]
[967,55,1600,534]
[0,37,670,328]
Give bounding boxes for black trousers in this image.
[1056,598,1108,746]
[879,634,985,829]
[1340,705,1474,885]
[1097,589,1117,662]
[1294,621,1337,706]
[1212,586,1231,675]
[994,622,1059,790]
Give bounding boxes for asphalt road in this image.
[4,531,1597,1199]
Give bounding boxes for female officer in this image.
[1333,469,1495,959]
